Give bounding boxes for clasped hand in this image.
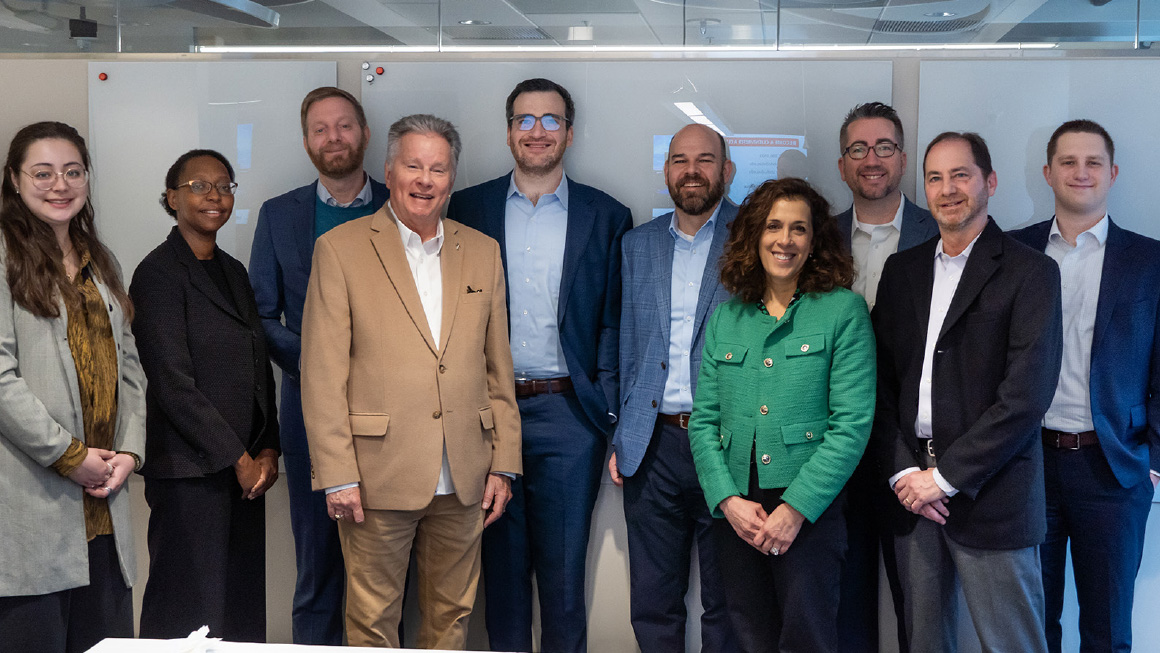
[68,447,134,498]
[720,496,806,556]
[894,469,950,524]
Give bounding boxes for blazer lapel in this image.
[937,220,1002,343]
[369,207,438,355]
[558,178,595,323]
[1092,219,1130,354]
[292,182,319,278]
[437,223,464,355]
[652,220,675,340]
[168,229,244,323]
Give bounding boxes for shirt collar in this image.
[851,193,905,236]
[507,172,569,211]
[389,203,444,254]
[1048,213,1109,247]
[934,228,983,262]
[317,174,373,208]
[668,202,722,242]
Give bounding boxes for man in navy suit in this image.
[248,86,389,645]
[1010,120,1160,653]
[610,124,738,653]
[446,77,632,653]
[834,101,938,653]
[874,132,1061,652]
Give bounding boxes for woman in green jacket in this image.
[688,177,875,653]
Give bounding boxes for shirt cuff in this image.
[51,438,88,478]
[932,468,959,497]
[491,471,517,480]
[889,467,920,490]
[1151,470,1159,478]
[325,482,359,494]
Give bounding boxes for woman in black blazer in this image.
[130,149,279,642]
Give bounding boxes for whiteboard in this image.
[917,60,1160,238]
[362,60,893,226]
[88,61,336,273]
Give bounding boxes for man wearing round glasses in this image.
[447,77,632,653]
[834,102,938,653]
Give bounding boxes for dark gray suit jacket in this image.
[835,194,939,253]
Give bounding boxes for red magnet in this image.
[98,72,108,81]
[375,67,384,75]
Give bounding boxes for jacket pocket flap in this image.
[713,344,748,364]
[349,413,390,436]
[479,406,495,430]
[781,419,827,445]
[785,334,827,357]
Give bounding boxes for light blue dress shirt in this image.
[505,174,569,379]
[315,174,373,208]
[659,205,721,414]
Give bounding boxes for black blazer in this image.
[446,173,633,435]
[131,227,279,478]
[871,218,1063,550]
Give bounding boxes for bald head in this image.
[664,124,733,219]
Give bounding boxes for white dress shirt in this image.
[850,196,905,310]
[1042,215,1106,432]
[890,233,984,496]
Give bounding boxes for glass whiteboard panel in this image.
[362,60,893,226]
[88,61,336,272]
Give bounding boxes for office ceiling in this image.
[1,0,1156,53]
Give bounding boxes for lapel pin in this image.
[455,243,461,250]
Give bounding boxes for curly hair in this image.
[719,177,853,303]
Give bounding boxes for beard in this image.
[308,138,367,178]
[669,172,726,216]
[513,145,565,178]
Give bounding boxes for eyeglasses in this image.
[510,113,568,132]
[22,166,88,191]
[843,141,900,160]
[174,180,239,196]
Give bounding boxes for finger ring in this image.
[103,486,111,493]
[334,513,342,520]
[106,462,114,475]
[771,547,780,556]
[905,498,913,505]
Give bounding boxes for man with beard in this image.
[249,86,389,646]
[873,132,1061,652]
[611,123,738,652]
[446,77,632,653]
[833,101,937,653]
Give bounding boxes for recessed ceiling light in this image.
[459,19,491,25]
[924,11,957,17]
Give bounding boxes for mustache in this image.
[676,173,709,188]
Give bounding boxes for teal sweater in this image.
[688,288,876,523]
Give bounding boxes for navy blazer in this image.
[248,178,388,456]
[131,227,279,478]
[835,195,939,253]
[1010,218,1160,486]
[446,173,633,435]
[614,202,737,476]
[872,218,1063,549]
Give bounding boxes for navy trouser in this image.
[482,390,605,653]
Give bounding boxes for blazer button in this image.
[724,352,733,360]
[763,358,773,367]
[652,400,657,408]
[661,362,666,369]
[806,431,814,440]
[761,454,771,465]
[432,410,442,419]
[800,344,810,353]
[759,405,769,415]
[439,365,446,374]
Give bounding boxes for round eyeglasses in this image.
[510,113,568,132]
[843,141,900,160]
[22,166,88,191]
[173,180,239,196]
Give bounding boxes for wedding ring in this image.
[771,547,780,556]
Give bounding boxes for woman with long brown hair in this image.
[0,121,146,652]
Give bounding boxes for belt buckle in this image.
[1057,432,1081,451]
[678,413,690,429]
[925,439,936,458]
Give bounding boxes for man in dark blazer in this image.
[445,77,632,653]
[1010,119,1160,653]
[610,124,737,652]
[834,101,938,653]
[248,86,388,646]
[873,132,1062,652]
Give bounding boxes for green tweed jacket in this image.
[688,288,875,523]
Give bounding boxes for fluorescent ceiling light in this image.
[198,42,1058,54]
[674,101,725,135]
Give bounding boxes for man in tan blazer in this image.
[301,113,521,649]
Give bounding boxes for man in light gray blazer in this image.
[610,123,738,652]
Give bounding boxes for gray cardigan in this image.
[0,246,146,596]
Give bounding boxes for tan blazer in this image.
[301,207,521,510]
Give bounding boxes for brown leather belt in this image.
[657,413,691,430]
[1042,428,1099,450]
[514,376,573,398]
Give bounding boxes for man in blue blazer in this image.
[834,102,939,653]
[611,124,737,653]
[1010,120,1160,653]
[445,78,632,653]
[248,87,389,646]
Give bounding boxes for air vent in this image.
[873,17,981,33]
[443,26,551,41]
